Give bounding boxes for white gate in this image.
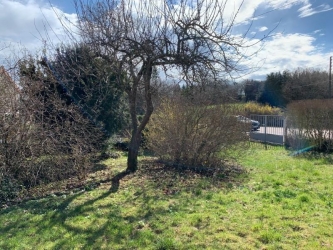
[249,115,286,145]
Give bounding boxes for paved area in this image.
[250,127,284,145]
[254,127,284,136]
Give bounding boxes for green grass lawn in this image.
[1,145,333,249]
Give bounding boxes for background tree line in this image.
[243,68,329,107]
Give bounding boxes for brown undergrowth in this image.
[2,156,247,208]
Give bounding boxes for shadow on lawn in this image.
[0,188,168,249]
[110,170,132,193]
[0,160,248,249]
[0,190,122,249]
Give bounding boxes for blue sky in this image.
[0,0,332,80]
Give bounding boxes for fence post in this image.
[264,115,267,149]
[283,116,287,146]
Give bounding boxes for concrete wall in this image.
[250,132,284,145]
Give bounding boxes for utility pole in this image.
[328,57,332,98]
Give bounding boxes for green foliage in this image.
[0,176,21,202]
[155,237,178,250]
[53,44,129,135]
[243,79,262,102]
[258,71,289,107]
[298,194,310,203]
[258,230,282,244]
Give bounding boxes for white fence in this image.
[249,115,286,145]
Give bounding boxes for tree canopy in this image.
[73,0,267,172]
[52,44,129,135]
[258,68,329,107]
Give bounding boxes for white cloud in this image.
[267,0,307,9]
[259,26,268,32]
[1,0,332,81]
[0,0,77,66]
[238,32,333,80]
[298,3,333,18]
[221,0,306,26]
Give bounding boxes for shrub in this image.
[146,96,249,168]
[0,175,21,202]
[0,58,105,203]
[286,99,333,152]
[243,102,281,116]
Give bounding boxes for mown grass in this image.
[1,145,333,249]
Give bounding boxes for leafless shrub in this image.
[0,56,104,201]
[286,99,333,151]
[146,95,249,168]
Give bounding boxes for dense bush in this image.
[146,96,249,168]
[0,58,105,203]
[286,99,333,152]
[0,175,21,202]
[53,44,130,135]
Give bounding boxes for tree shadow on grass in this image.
[109,170,131,193]
[0,184,177,249]
[0,189,123,249]
[0,159,249,249]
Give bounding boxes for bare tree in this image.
[73,0,264,172]
[0,66,19,115]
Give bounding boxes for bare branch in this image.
[71,0,267,172]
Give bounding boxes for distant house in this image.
[0,66,20,115]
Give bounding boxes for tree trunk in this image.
[125,63,154,173]
[127,148,138,172]
[126,132,141,172]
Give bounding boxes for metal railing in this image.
[249,115,286,146]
